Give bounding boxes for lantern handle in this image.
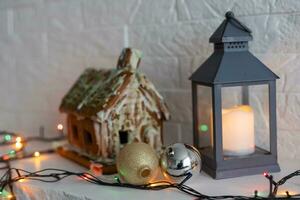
[225,11,252,34]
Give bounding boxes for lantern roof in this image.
[209,11,252,43]
[190,51,279,84]
[190,11,279,85]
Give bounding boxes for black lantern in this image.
[190,12,280,179]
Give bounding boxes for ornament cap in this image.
[139,166,151,178]
[225,11,234,18]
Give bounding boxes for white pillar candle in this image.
[222,105,255,156]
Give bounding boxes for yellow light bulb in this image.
[15,142,23,150]
[34,151,40,157]
[16,137,22,143]
[57,124,63,131]
[19,178,25,183]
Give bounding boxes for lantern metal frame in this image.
[190,12,280,179]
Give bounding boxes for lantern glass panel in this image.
[221,84,270,158]
[197,85,213,158]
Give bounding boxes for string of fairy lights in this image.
[0,124,66,199]
[0,124,65,162]
[0,125,299,199]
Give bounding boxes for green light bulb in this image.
[0,189,8,196]
[9,150,15,155]
[4,134,12,141]
[199,124,208,132]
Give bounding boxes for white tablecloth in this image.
[2,153,300,200]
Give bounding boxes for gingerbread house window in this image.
[119,131,128,144]
[72,125,79,140]
[83,130,93,145]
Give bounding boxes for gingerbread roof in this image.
[59,48,170,121]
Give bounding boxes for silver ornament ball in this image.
[160,143,201,178]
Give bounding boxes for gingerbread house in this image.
[59,48,170,161]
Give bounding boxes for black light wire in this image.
[0,131,299,199]
[0,166,300,200]
[0,129,66,199]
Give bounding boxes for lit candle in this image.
[222,105,255,156]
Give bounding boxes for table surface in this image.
[1,145,300,200]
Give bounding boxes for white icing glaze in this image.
[66,48,169,161]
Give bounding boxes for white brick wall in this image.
[0,0,299,159]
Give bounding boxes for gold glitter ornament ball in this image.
[116,142,159,185]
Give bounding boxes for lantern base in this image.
[202,162,280,179]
